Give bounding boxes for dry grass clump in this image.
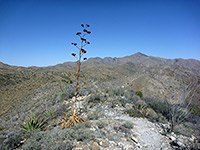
[60,112,85,128]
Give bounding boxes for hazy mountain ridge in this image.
[1,52,200,71]
[87,52,200,71]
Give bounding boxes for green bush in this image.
[135,91,143,98]
[22,113,45,132]
[145,98,169,119]
[191,105,200,116]
[61,92,66,98]
[44,110,54,118]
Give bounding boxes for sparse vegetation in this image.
[44,110,54,118]
[167,82,199,132]
[122,121,134,129]
[135,91,143,98]
[96,121,107,129]
[21,122,93,150]
[22,113,45,132]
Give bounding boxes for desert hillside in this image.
[0,53,200,149]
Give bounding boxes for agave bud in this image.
[76,32,81,35]
[84,58,87,60]
[72,42,77,46]
[81,24,84,27]
[81,49,86,53]
[86,24,90,27]
[81,38,86,42]
[87,31,91,34]
[72,53,76,56]
[83,29,87,32]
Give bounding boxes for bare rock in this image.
[89,142,100,150]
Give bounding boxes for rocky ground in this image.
[12,95,196,150]
[0,79,199,150]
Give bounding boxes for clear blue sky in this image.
[0,0,199,67]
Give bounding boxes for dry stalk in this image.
[60,24,91,128]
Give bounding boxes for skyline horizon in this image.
[1,51,199,68]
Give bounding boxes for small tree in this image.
[168,82,199,132]
[60,24,91,128]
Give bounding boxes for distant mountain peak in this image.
[134,52,148,57]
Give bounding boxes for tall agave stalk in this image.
[60,24,91,128]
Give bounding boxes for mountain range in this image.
[0,52,200,116]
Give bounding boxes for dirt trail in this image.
[106,109,171,150]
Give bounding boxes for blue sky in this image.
[0,0,199,67]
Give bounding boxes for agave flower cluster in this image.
[71,23,91,61]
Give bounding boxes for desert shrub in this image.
[88,94,101,104]
[22,129,74,150]
[135,91,143,98]
[61,92,66,98]
[22,113,45,132]
[66,123,94,142]
[111,88,124,97]
[126,108,145,118]
[174,122,195,136]
[155,113,168,123]
[87,112,101,120]
[96,121,107,129]
[22,123,93,150]
[145,98,169,119]
[5,116,10,121]
[111,98,134,108]
[119,98,128,107]
[75,129,93,141]
[191,106,200,116]
[111,99,119,108]
[67,89,75,99]
[124,90,135,99]
[0,131,24,150]
[144,107,158,121]
[74,122,91,129]
[0,126,6,131]
[78,87,89,96]
[135,100,147,110]
[122,121,133,129]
